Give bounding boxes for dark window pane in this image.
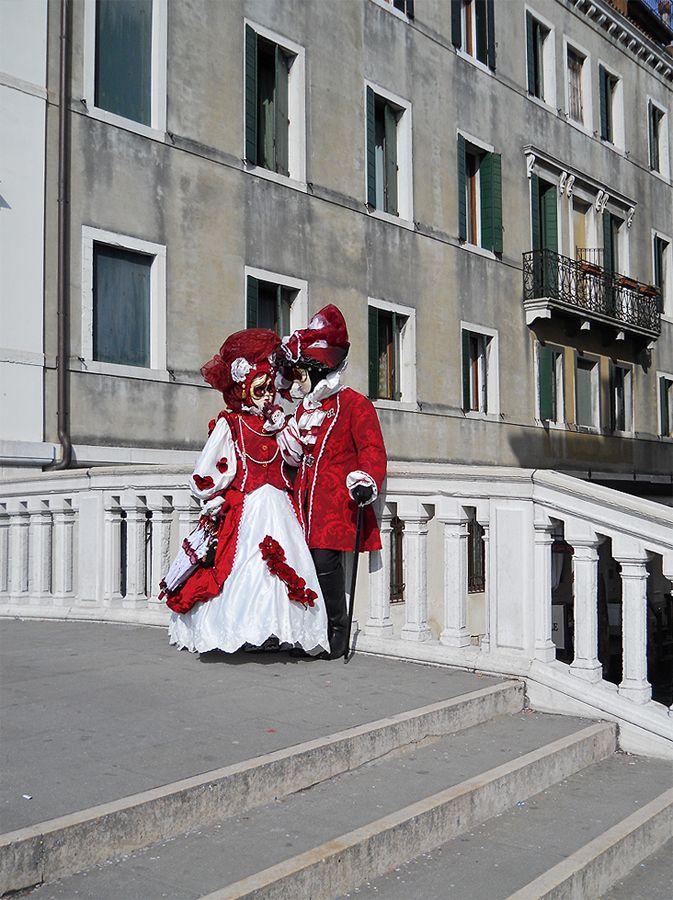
[95,0,152,125]
[256,280,293,335]
[257,39,276,170]
[377,310,394,399]
[93,244,151,367]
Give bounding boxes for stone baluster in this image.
[480,522,491,652]
[146,492,174,604]
[399,500,432,642]
[173,490,199,546]
[51,497,75,606]
[103,495,123,607]
[437,503,471,648]
[614,541,651,705]
[0,503,11,598]
[28,498,52,604]
[121,490,148,607]
[77,491,104,608]
[8,500,30,604]
[533,513,557,663]
[366,505,394,637]
[567,523,603,683]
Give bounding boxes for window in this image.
[566,45,589,127]
[538,344,565,424]
[376,0,415,16]
[451,0,496,70]
[603,210,626,276]
[245,23,306,182]
[83,0,167,134]
[366,85,413,221]
[461,327,498,414]
[390,515,405,603]
[458,134,502,252]
[659,376,673,437]
[466,507,486,593]
[654,233,671,316]
[245,268,307,334]
[599,65,623,148]
[81,227,166,374]
[648,100,668,176]
[609,363,632,433]
[368,300,416,403]
[575,356,599,428]
[526,12,553,103]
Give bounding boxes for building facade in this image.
[1,0,672,493]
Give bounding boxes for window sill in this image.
[455,49,493,77]
[462,411,501,422]
[373,399,419,412]
[367,208,415,231]
[245,164,308,193]
[599,138,626,157]
[71,359,171,383]
[650,168,672,185]
[565,117,593,138]
[538,419,568,430]
[460,242,497,261]
[527,94,557,115]
[369,0,410,22]
[610,429,635,438]
[571,423,600,434]
[81,105,167,142]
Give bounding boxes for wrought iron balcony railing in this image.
[523,249,661,339]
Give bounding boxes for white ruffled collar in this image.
[302,361,346,410]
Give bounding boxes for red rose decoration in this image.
[193,473,214,491]
[216,457,229,473]
[258,535,316,607]
[207,418,217,436]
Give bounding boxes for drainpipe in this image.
[47,0,73,470]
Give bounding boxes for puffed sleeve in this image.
[190,416,237,502]
[276,413,304,468]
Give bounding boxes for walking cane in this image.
[344,504,365,663]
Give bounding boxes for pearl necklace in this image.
[237,418,279,467]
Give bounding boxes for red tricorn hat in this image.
[201,328,280,412]
[279,304,350,371]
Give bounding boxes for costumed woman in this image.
[161,328,329,656]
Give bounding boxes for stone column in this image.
[103,495,123,607]
[28,498,52,604]
[366,506,394,636]
[173,490,199,545]
[568,527,603,683]
[147,492,174,604]
[480,523,491,652]
[0,504,9,598]
[51,497,75,606]
[399,502,432,642]
[533,515,556,663]
[615,550,651,704]
[121,490,148,607]
[8,500,30,604]
[437,509,471,648]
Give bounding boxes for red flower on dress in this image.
[216,457,229,473]
[207,418,217,436]
[193,473,214,491]
[259,535,317,607]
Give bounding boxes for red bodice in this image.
[229,413,290,495]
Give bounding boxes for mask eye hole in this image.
[250,376,272,400]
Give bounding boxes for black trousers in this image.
[311,549,348,657]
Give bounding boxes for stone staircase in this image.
[3,679,671,899]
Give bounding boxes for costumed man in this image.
[275,305,388,659]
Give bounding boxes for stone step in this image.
[351,754,673,900]
[16,712,614,899]
[601,838,673,899]
[0,680,523,894]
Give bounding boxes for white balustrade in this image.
[8,500,30,602]
[614,541,652,704]
[51,497,75,605]
[398,500,432,642]
[0,504,9,596]
[147,492,174,604]
[437,503,471,648]
[533,514,557,663]
[121,490,149,607]
[27,498,52,602]
[365,506,394,636]
[566,524,603,683]
[103,495,123,607]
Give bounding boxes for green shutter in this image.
[480,152,502,253]
[526,13,535,94]
[486,0,496,71]
[383,102,398,215]
[366,86,376,207]
[648,100,655,169]
[608,363,616,431]
[599,66,609,141]
[246,276,259,327]
[603,210,613,275]
[274,45,289,176]
[530,174,540,251]
[451,0,462,47]
[654,237,663,289]
[541,183,557,253]
[406,0,414,19]
[457,133,467,242]
[661,378,670,437]
[538,345,554,421]
[245,25,258,165]
[462,330,472,411]
[368,306,379,400]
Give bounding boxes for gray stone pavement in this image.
[0,619,499,833]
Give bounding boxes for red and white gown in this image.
[166,411,329,655]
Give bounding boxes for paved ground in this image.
[0,618,499,833]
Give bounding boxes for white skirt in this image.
[168,484,329,654]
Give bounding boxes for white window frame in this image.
[369,297,417,409]
[457,0,492,74]
[657,371,673,439]
[461,321,500,418]
[243,20,307,190]
[597,60,625,152]
[610,361,633,435]
[574,353,600,431]
[535,342,565,427]
[459,129,496,259]
[647,96,670,181]
[606,208,630,277]
[567,190,598,262]
[243,266,308,333]
[370,0,412,22]
[524,6,557,109]
[80,226,167,380]
[82,0,168,141]
[563,38,592,134]
[652,228,673,321]
[365,81,414,228]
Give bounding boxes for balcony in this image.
[523,249,662,343]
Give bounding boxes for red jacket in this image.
[292,388,387,552]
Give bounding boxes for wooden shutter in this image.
[538,345,554,421]
[654,237,664,312]
[245,25,258,165]
[246,276,259,327]
[530,173,540,251]
[661,378,670,437]
[603,210,613,275]
[486,0,496,71]
[405,0,414,19]
[480,152,502,253]
[366,86,376,207]
[540,183,557,252]
[648,100,655,169]
[599,66,609,141]
[461,330,472,411]
[368,306,379,399]
[526,12,535,95]
[608,362,616,432]
[384,102,398,215]
[451,0,462,47]
[274,45,289,176]
[457,133,467,242]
